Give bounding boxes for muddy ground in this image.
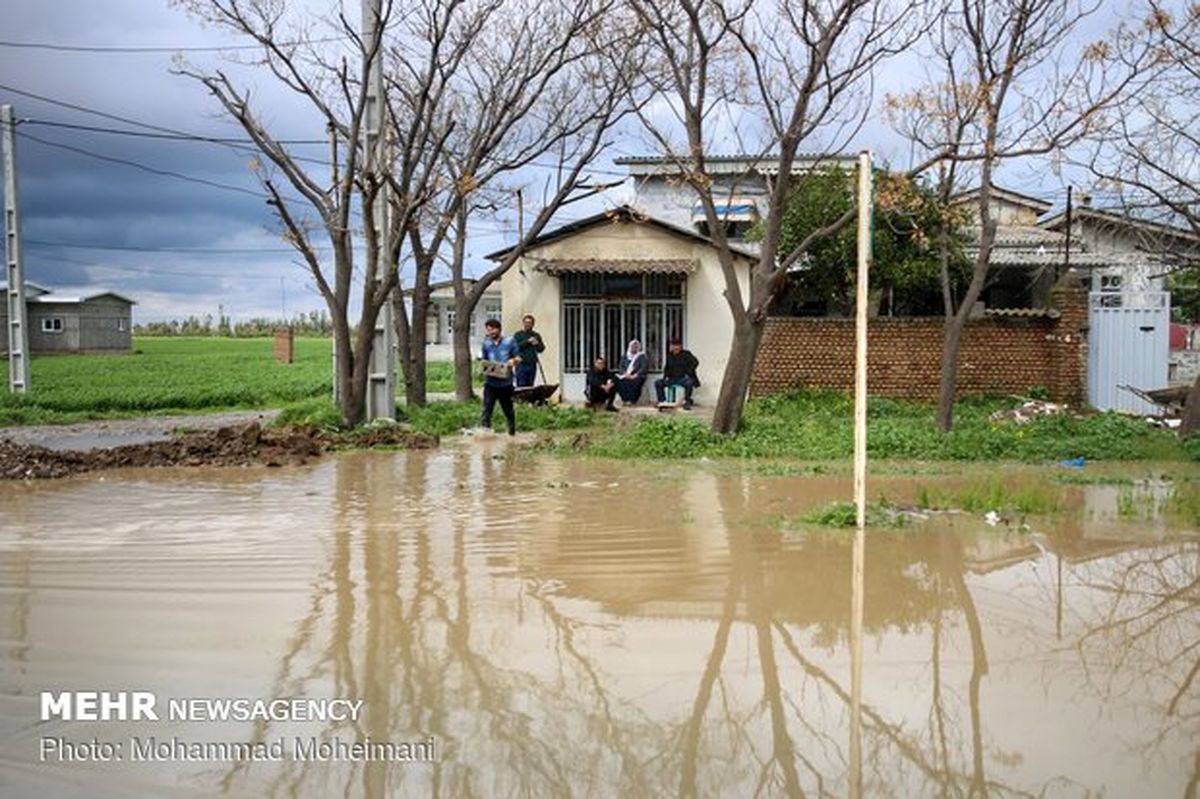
[0,422,438,480]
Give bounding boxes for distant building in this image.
[1,281,135,355]
[615,153,857,245]
[1038,202,1200,294]
[418,279,503,345]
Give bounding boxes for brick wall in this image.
[274,327,294,364]
[751,282,1088,403]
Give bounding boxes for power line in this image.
[16,130,269,199]
[23,119,325,146]
[25,238,328,255]
[1,84,634,179]
[19,118,332,168]
[0,83,328,159]
[0,35,351,54]
[31,252,312,281]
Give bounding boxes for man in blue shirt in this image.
[479,318,521,435]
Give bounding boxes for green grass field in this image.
[0,337,463,426]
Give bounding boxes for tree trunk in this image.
[1181,373,1200,438]
[452,295,475,401]
[407,287,429,407]
[393,287,429,408]
[330,314,359,427]
[710,315,765,434]
[936,310,969,432]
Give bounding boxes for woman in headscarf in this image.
[616,339,648,404]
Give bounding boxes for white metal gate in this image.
[1088,292,1170,414]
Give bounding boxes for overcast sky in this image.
[0,1,1121,324]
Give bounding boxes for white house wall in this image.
[633,176,772,230]
[501,220,751,406]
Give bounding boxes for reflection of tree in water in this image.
[216,454,1185,797]
[1069,542,1199,767]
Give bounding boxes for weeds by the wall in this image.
[569,391,1192,463]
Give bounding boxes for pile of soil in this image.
[0,422,438,480]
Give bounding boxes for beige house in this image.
[490,206,757,404]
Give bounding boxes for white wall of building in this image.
[501,219,752,405]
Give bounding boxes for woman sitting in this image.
[616,339,648,405]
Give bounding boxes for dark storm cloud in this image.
[0,0,334,320]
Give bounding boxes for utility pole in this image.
[1062,185,1073,283]
[361,0,396,420]
[3,104,31,394]
[848,149,873,799]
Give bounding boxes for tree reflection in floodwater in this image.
[203,450,1199,798]
[2,452,1195,798]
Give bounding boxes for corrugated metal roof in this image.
[975,250,1113,267]
[984,307,1062,318]
[27,290,137,305]
[485,205,758,261]
[534,258,697,275]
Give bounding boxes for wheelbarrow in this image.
[513,362,558,405]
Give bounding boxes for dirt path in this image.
[0,417,438,480]
[0,410,281,452]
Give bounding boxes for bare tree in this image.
[891,0,1159,431]
[1080,2,1200,239]
[385,0,636,404]
[173,0,440,427]
[619,0,925,434]
[1071,2,1200,433]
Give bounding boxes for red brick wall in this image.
[751,285,1088,403]
[274,327,294,364]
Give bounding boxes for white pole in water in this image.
[849,149,872,799]
[3,104,31,394]
[361,0,396,421]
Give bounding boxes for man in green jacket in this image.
[512,314,545,387]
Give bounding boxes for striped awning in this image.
[534,258,697,275]
[692,200,759,222]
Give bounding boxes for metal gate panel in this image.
[1088,292,1170,413]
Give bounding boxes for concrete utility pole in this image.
[361,0,396,420]
[2,104,31,394]
[848,149,873,799]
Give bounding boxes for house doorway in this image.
[559,271,686,402]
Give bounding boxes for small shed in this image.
[1,282,135,355]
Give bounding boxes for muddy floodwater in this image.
[1,443,1197,798]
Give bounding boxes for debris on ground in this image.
[1118,383,1189,415]
[989,398,1070,424]
[1146,417,1182,429]
[0,422,437,480]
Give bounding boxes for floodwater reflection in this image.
[0,448,1197,798]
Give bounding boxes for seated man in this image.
[584,356,619,412]
[616,339,648,405]
[654,339,700,409]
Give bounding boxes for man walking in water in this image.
[480,318,521,435]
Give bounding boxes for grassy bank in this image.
[539,391,1199,462]
[277,397,594,438]
[0,337,470,426]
